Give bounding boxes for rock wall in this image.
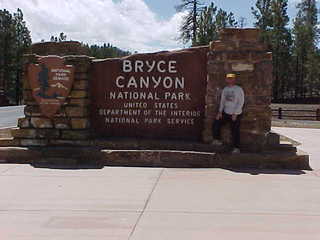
[10,29,273,152]
[203,28,273,152]
[11,42,92,147]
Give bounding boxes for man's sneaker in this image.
[211,139,223,146]
[231,148,240,154]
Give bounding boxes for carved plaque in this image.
[91,47,208,141]
[28,56,74,118]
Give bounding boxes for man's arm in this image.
[217,89,226,120]
[232,87,245,118]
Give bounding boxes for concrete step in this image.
[265,142,297,153]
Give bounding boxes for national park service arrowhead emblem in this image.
[28,56,74,118]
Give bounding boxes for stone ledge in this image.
[92,138,229,153]
[101,149,310,170]
[0,147,41,164]
[3,133,297,153]
[0,128,13,138]
[0,138,20,147]
[0,147,311,170]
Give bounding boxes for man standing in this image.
[212,73,245,154]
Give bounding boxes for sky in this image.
[0,0,318,53]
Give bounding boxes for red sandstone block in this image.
[30,117,53,129]
[65,107,89,117]
[20,139,48,147]
[36,129,60,139]
[219,28,260,42]
[74,72,89,80]
[251,52,273,62]
[73,80,89,90]
[61,130,91,140]
[23,90,34,102]
[69,90,88,98]
[68,98,90,107]
[207,62,225,74]
[18,118,31,128]
[231,63,254,72]
[71,119,90,129]
[23,75,31,90]
[210,40,237,51]
[227,52,251,61]
[54,118,71,129]
[49,139,91,146]
[24,105,42,117]
[0,138,20,147]
[237,41,267,51]
[11,128,37,139]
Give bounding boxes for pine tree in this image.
[292,0,319,99]
[0,9,15,95]
[238,17,247,28]
[196,3,218,46]
[81,43,131,59]
[58,32,67,42]
[195,3,237,46]
[269,0,292,101]
[176,0,204,46]
[252,0,293,101]
[251,0,272,45]
[13,9,32,104]
[0,8,31,104]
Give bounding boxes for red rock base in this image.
[0,146,311,170]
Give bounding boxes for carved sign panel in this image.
[91,48,208,140]
[28,56,74,118]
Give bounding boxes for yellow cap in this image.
[226,73,236,78]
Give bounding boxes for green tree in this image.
[59,32,67,42]
[196,3,218,45]
[292,0,319,98]
[176,0,204,46]
[195,3,237,46]
[82,43,131,59]
[50,32,67,42]
[252,0,293,101]
[269,0,292,101]
[12,9,32,104]
[238,17,248,28]
[0,8,31,104]
[251,0,272,44]
[0,9,14,96]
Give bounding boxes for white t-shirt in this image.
[219,85,245,115]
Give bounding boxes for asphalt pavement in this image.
[0,127,319,239]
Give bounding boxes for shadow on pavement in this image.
[227,168,308,175]
[31,163,104,170]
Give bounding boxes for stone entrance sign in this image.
[28,56,74,118]
[91,48,208,140]
[0,30,311,170]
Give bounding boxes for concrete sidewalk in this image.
[0,127,319,240]
[273,127,320,170]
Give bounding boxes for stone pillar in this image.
[203,28,273,152]
[11,42,93,147]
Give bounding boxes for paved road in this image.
[0,127,319,239]
[0,106,24,128]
